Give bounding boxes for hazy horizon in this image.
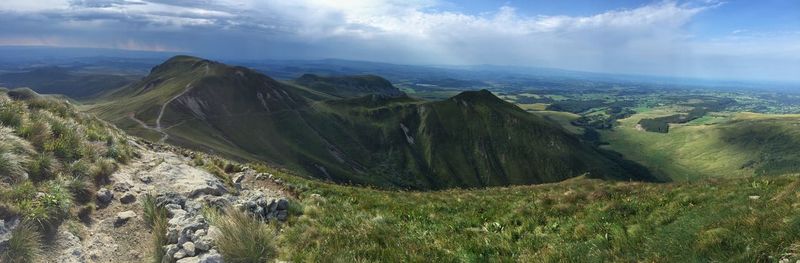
[1,0,798,82]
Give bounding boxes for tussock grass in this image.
[209,208,277,263]
[0,222,42,263]
[0,89,138,260]
[142,194,169,263]
[266,166,800,262]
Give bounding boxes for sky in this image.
[0,0,798,82]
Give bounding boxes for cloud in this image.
[0,0,797,82]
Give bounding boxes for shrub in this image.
[0,151,28,183]
[90,158,117,185]
[211,208,277,263]
[27,153,56,182]
[0,223,42,263]
[78,204,95,224]
[68,160,91,177]
[19,117,51,151]
[0,100,27,129]
[41,180,73,220]
[66,176,94,204]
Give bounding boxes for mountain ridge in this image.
[89,55,658,189]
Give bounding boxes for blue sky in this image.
[0,0,798,82]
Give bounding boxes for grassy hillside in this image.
[293,73,405,98]
[603,110,800,181]
[89,55,657,189]
[0,88,136,262]
[265,165,800,262]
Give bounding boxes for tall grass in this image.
[142,194,169,263]
[210,208,277,263]
[0,223,42,263]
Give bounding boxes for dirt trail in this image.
[45,140,289,262]
[128,83,194,144]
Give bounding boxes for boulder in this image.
[120,193,137,204]
[182,241,196,257]
[96,188,114,205]
[114,211,136,226]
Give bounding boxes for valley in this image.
[2,55,800,262]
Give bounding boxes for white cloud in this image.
[0,0,797,81]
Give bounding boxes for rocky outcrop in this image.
[47,140,292,262]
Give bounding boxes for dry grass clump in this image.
[209,208,277,263]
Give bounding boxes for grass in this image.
[142,194,169,263]
[0,223,42,263]
[0,89,137,260]
[262,162,800,262]
[602,111,800,181]
[208,208,277,263]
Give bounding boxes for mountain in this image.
[0,67,139,99]
[90,55,656,189]
[293,73,405,98]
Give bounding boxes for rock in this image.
[113,182,132,192]
[194,238,212,251]
[276,210,288,221]
[165,244,179,258]
[174,249,187,260]
[203,196,230,210]
[199,250,223,263]
[0,218,19,253]
[148,162,229,197]
[192,229,207,241]
[54,229,86,263]
[206,226,222,241]
[188,182,228,198]
[114,210,136,226]
[277,199,289,210]
[157,192,187,207]
[176,250,222,263]
[139,175,153,184]
[96,188,114,205]
[120,193,137,204]
[182,241,196,257]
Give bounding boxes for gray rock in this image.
[277,199,289,210]
[0,219,19,254]
[113,182,132,192]
[194,237,212,251]
[192,229,206,241]
[199,250,223,263]
[173,249,187,259]
[96,188,114,204]
[114,210,136,226]
[182,241,196,257]
[156,192,186,207]
[139,175,153,184]
[176,250,223,263]
[120,193,136,204]
[276,210,289,221]
[165,244,179,258]
[54,229,86,263]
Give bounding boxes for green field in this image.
[602,110,800,181]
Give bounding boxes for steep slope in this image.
[312,90,656,188]
[91,56,655,189]
[293,73,405,98]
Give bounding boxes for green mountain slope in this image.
[90,55,656,189]
[603,110,800,181]
[293,73,405,98]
